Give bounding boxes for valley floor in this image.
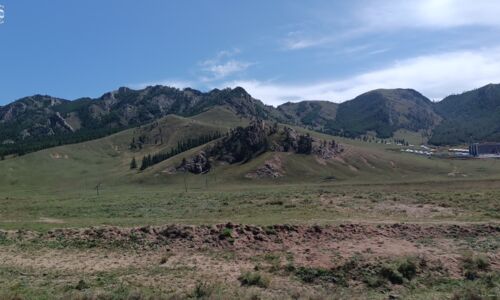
[0,180,499,299]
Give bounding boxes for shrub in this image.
[294,267,337,284]
[220,228,233,239]
[219,227,235,243]
[238,272,270,288]
[192,281,212,298]
[285,263,296,273]
[475,256,490,271]
[380,266,404,285]
[75,279,90,290]
[461,253,490,280]
[264,226,277,235]
[397,259,417,280]
[364,275,387,288]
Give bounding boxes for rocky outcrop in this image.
[208,120,272,164]
[178,121,343,175]
[176,151,211,174]
[245,154,285,179]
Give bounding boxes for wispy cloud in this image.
[363,0,500,30]
[282,0,500,51]
[281,28,362,51]
[283,34,333,50]
[225,46,500,106]
[199,49,254,82]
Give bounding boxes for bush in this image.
[380,266,404,285]
[397,259,417,280]
[364,275,387,288]
[462,253,490,280]
[192,281,212,298]
[264,226,277,235]
[75,279,90,290]
[220,228,233,239]
[475,256,490,271]
[238,272,270,288]
[294,267,337,284]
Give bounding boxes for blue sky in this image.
[1,0,500,106]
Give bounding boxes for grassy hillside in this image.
[328,89,441,138]
[0,108,244,191]
[2,107,500,231]
[3,106,500,192]
[430,83,500,145]
[277,101,338,129]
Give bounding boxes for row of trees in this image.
[131,131,223,171]
[0,127,124,158]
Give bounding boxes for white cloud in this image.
[201,60,252,82]
[283,36,333,50]
[200,49,253,82]
[282,0,500,51]
[364,0,500,29]
[225,47,500,106]
[281,28,362,51]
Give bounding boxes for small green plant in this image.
[192,281,212,298]
[397,258,417,280]
[220,228,232,239]
[364,275,387,288]
[294,267,337,284]
[264,226,276,235]
[238,272,270,288]
[284,263,296,273]
[461,253,490,280]
[75,279,90,290]
[380,266,404,285]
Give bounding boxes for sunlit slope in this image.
[0,108,244,191]
[2,104,500,195]
[136,124,500,186]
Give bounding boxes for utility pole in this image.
[95,183,101,196]
[183,171,187,193]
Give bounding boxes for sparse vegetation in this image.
[461,252,490,280]
[238,272,270,288]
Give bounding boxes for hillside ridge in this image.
[2,83,500,153]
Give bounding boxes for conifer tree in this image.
[130,157,137,169]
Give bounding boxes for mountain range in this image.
[1,83,500,156]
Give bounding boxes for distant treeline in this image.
[0,127,125,158]
[135,131,223,171]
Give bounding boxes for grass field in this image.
[0,108,499,299]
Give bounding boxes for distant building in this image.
[469,143,500,157]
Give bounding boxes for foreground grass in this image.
[0,180,499,231]
[0,247,498,299]
[0,179,498,299]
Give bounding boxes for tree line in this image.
[132,131,223,171]
[0,127,124,158]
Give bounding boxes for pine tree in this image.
[297,134,313,154]
[130,157,137,169]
